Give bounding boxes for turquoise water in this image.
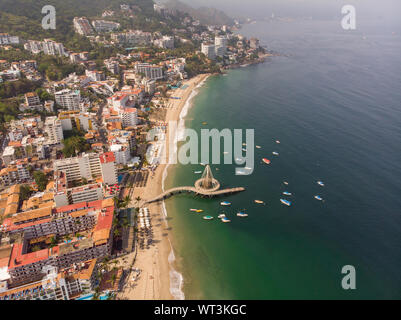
[165,19,401,299]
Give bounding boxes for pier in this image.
[144,165,245,204]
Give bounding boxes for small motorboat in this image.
[221,217,231,223]
[317,181,325,187]
[282,191,292,196]
[190,209,198,212]
[283,181,289,185]
[194,171,202,174]
[256,145,262,149]
[242,143,247,146]
[220,201,231,206]
[272,152,279,156]
[203,216,214,220]
[196,209,204,213]
[242,148,247,152]
[280,199,291,206]
[237,211,248,217]
[218,213,226,219]
[262,158,271,165]
[254,200,265,205]
[314,195,323,201]
[276,140,281,144]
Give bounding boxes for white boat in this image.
[256,145,262,149]
[221,217,231,223]
[218,214,226,219]
[203,216,214,220]
[282,191,292,196]
[242,143,247,146]
[280,199,291,206]
[194,171,202,174]
[237,211,248,217]
[283,181,289,185]
[317,181,325,187]
[254,200,265,205]
[223,152,229,155]
[220,201,231,206]
[276,140,281,144]
[242,148,247,152]
[272,152,279,156]
[314,195,323,201]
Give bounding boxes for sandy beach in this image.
[117,73,210,300]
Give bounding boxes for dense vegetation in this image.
[33,171,48,191]
[0,79,42,99]
[0,0,155,41]
[62,135,91,157]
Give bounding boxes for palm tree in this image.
[135,196,141,205]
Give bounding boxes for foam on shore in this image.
[162,75,209,300]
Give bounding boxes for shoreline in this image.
[118,73,210,300]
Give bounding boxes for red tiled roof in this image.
[99,152,115,164]
[8,243,49,269]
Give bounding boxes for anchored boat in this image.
[262,158,271,165]
[280,199,291,206]
[220,201,231,206]
[203,216,214,220]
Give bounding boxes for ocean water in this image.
[164,19,401,299]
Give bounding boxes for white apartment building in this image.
[154,36,174,49]
[134,63,164,80]
[54,182,104,207]
[43,39,65,56]
[120,108,138,128]
[91,20,120,33]
[0,33,19,45]
[54,152,117,185]
[110,144,131,165]
[58,111,98,132]
[201,43,216,60]
[45,116,64,145]
[85,70,106,82]
[73,17,94,36]
[55,89,81,110]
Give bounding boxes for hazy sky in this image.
[179,0,401,22]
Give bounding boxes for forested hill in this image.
[0,0,154,19]
[0,0,155,41]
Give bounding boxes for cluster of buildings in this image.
[0,59,42,83]
[0,5,267,300]
[24,39,66,57]
[73,17,120,36]
[0,189,116,300]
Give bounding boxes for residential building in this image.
[134,63,163,80]
[24,92,41,108]
[73,17,94,36]
[58,111,98,132]
[0,33,19,45]
[154,36,174,49]
[54,152,117,185]
[45,116,64,145]
[201,43,216,60]
[55,89,81,111]
[91,20,120,33]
